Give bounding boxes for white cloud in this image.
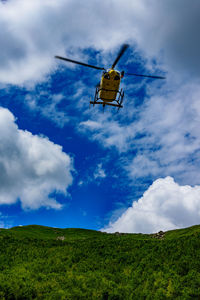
[137,0,200,78]
[0,107,73,209]
[0,0,132,85]
[94,163,106,179]
[0,213,5,228]
[104,176,200,234]
[80,113,136,152]
[127,82,200,184]
[81,80,200,186]
[77,162,106,187]
[1,0,200,85]
[25,93,69,127]
[0,213,13,228]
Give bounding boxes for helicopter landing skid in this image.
[90,87,124,109]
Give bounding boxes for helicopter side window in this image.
[104,73,110,79]
[114,75,120,80]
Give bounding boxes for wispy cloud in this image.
[25,92,70,127]
[77,162,107,187]
[80,79,200,186]
[94,163,106,179]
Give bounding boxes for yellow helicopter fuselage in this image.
[99,69,121,102]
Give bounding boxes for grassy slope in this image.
[0,225,200,299]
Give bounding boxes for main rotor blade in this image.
[111,44,129,69]
[55,56,105,70]
[126,72,166,79]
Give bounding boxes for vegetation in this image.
[0,224,200,299]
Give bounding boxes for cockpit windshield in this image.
[104,73,110,79]
[114,75,120,80]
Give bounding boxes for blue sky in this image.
[1,0,200,233]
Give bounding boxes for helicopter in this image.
[55,44,165,110]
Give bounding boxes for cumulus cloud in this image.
[1,0,200,84]
[0,0,131,85]
[0,107,73,209]
[104,176,200,234]
[137,0,200,78]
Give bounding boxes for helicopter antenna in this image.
[55,56,105,71]
[111,44,129,69]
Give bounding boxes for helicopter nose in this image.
[109,70,116,78]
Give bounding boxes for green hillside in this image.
[0,225,200,299]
